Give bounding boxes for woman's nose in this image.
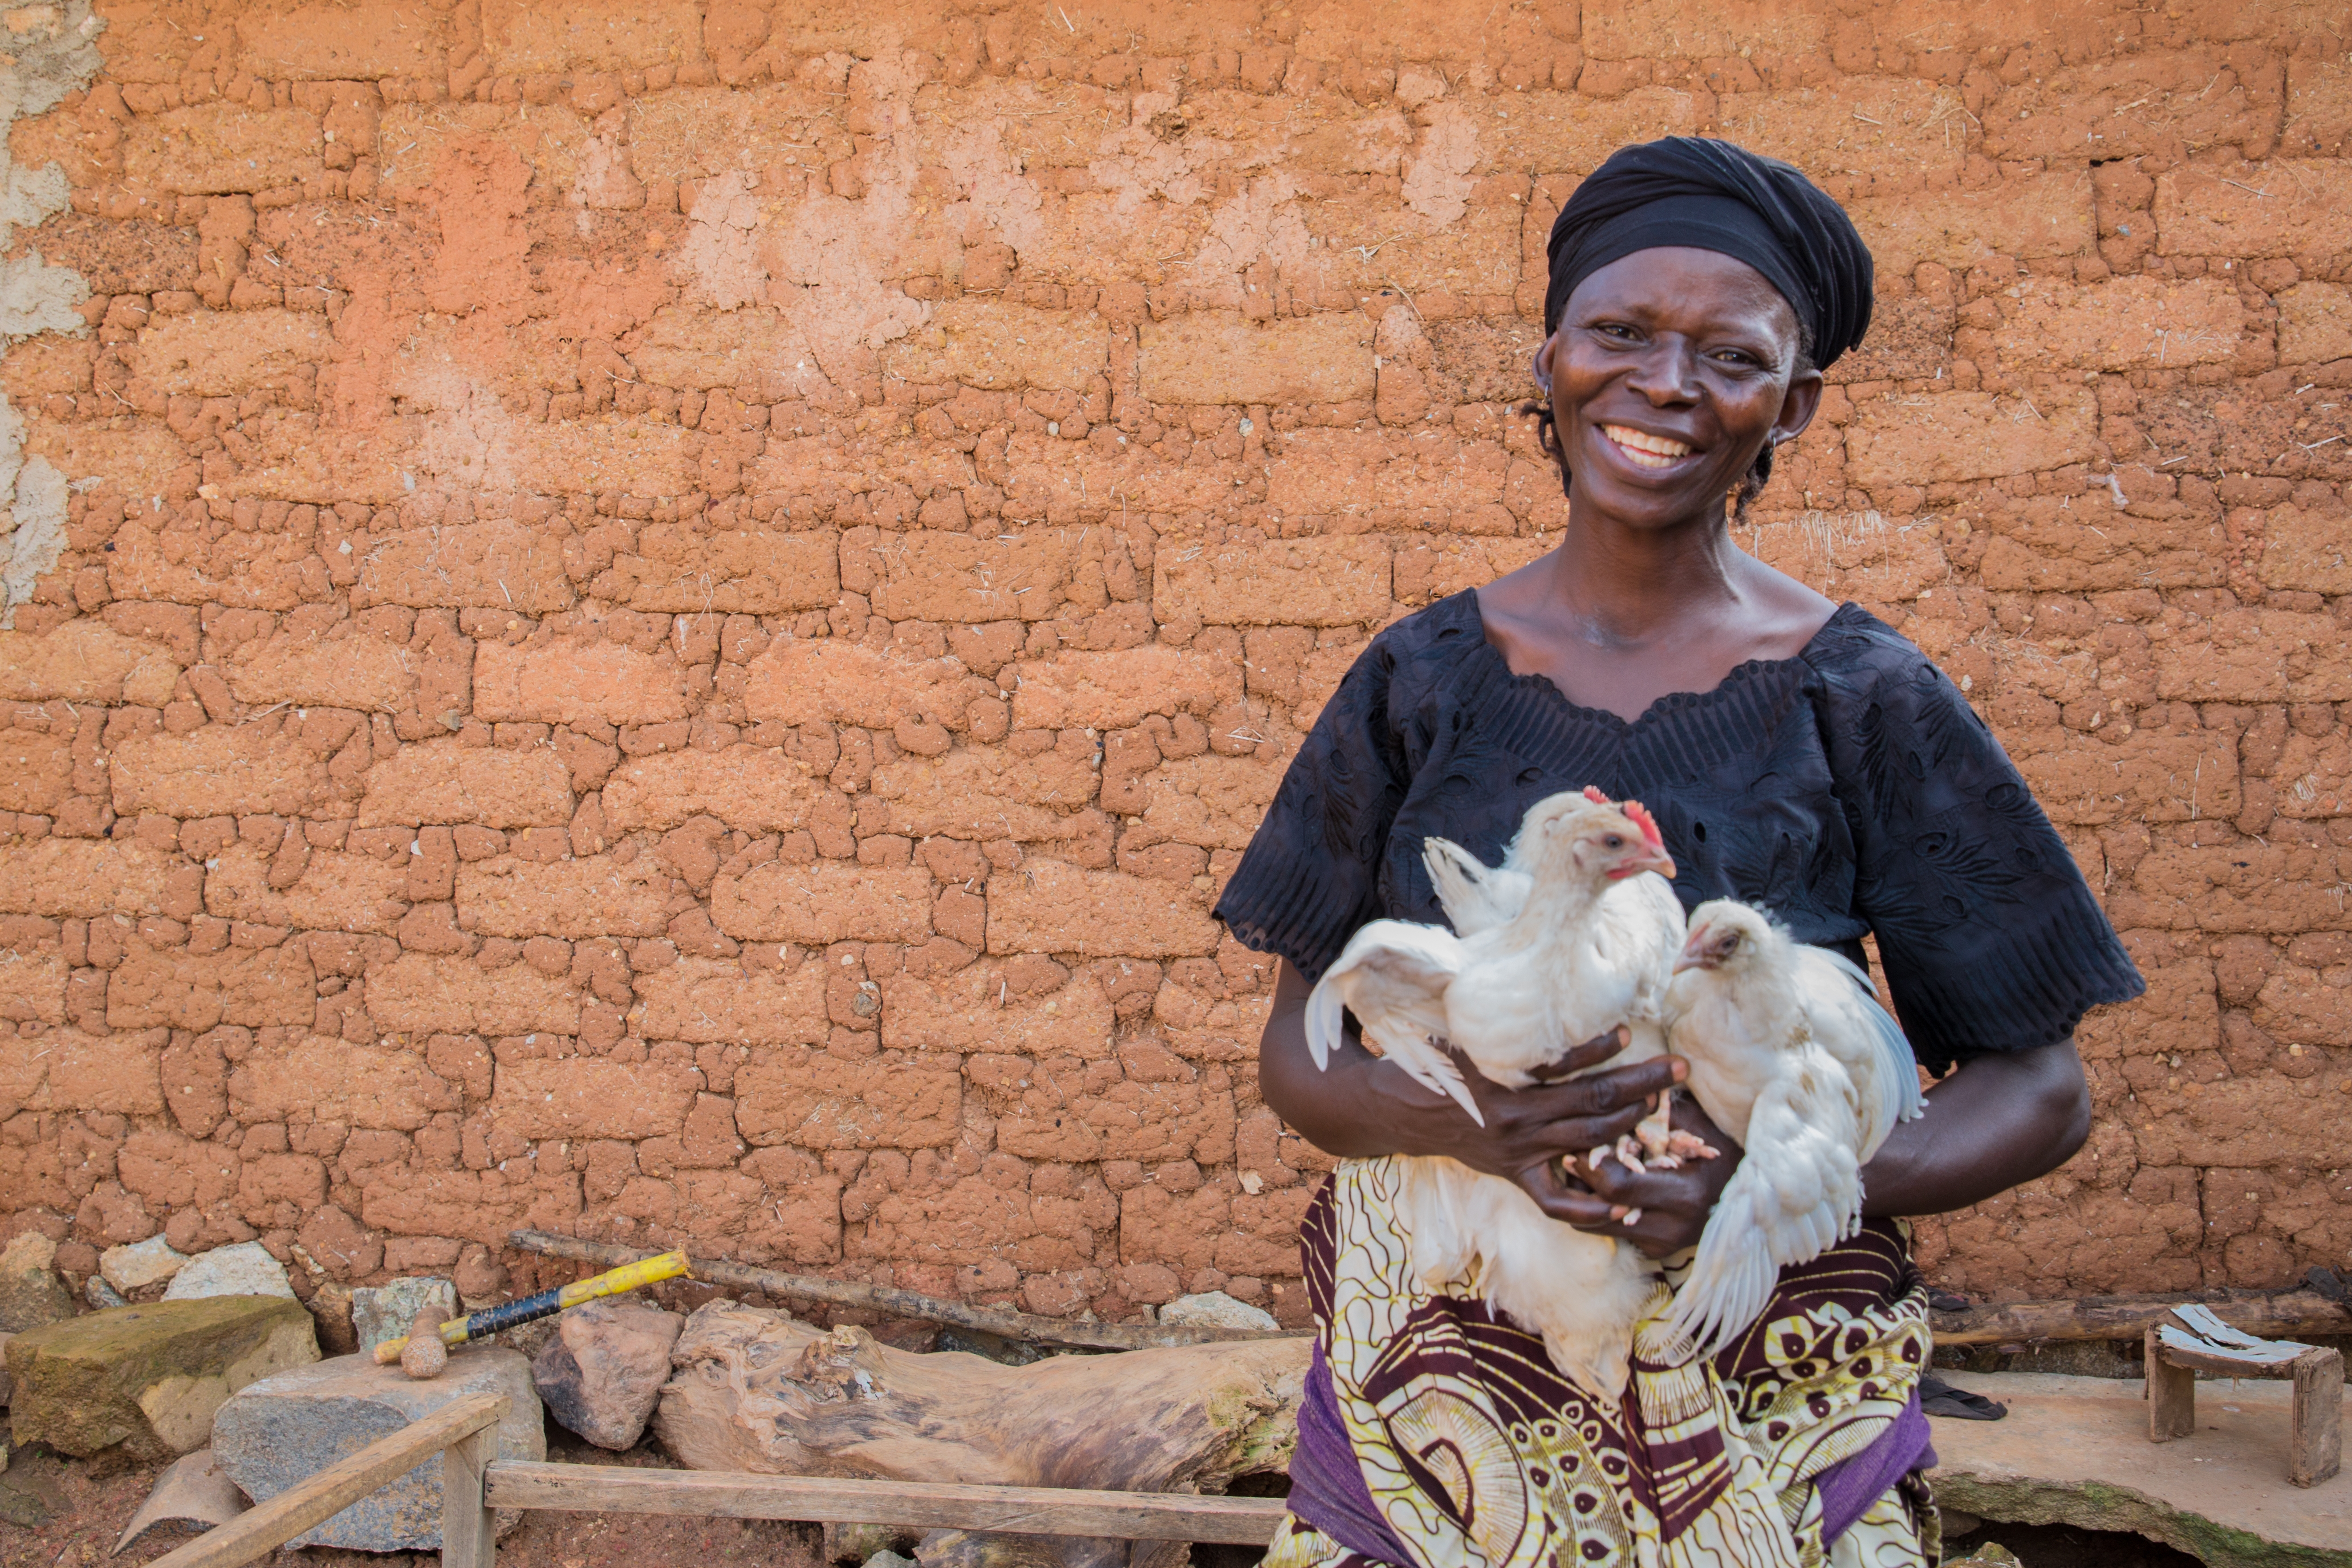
[1624,337,1700,403]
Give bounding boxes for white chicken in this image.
[1660,900,1928,1357]
[1304,790,1690,1397]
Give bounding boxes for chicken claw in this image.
[1620,1208,1643,1227]
[1664,1130,1720,1162]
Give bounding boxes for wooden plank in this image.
[442,1422,501,1568]
[2146,1325,2196,1442]
[2290,1347,2344,1488]
[143,1394,509,1568]
[1935,1288,2345,1348]
[483,1462,1291,1546]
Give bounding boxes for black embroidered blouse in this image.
[1214,591,2143,1075]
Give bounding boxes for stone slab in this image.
[1925,1371,2352,1568]
[4,1296,319,1459]
[162,1241,296,1301]
[211,1347,544,1551]
[352,1276,457,1356]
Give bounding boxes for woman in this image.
[1215,139,2144,1568]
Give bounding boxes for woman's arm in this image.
[1857,1037,2091,1216]
[1259,959,1684,1181]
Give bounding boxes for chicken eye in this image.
[1602,834,1624,849]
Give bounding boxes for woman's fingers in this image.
[1513,1158,1625,1228]
[1526,1024,1634,1081]
[1520,1052,1685,1117]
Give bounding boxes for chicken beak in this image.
[1623,847,1675,881]
[1671,931,1711,975]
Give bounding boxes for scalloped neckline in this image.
[1465,593,1862,731]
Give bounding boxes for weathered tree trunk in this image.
[653,1301,1307,1568]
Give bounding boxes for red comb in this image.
[1622,799,1664,851]
[1582,785,1609,805]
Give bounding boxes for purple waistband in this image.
[1285,1342,1934,1560]
[1813,1393,1935,1544]
[1288,1343,1417,1567]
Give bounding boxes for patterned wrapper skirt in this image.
[1267,1161,1941,1568]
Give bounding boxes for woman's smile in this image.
[1598,423,1698,470]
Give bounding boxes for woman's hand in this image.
[1535,1093,1743,1258]
[1258,960,1688,1203]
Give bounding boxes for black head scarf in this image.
[1540,137,1873,370]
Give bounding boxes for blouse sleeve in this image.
[1820,627,2144,1074]
[1214,636,1412,983]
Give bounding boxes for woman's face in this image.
[1542,246,1823,532]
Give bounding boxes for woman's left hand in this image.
[1520,1090,1743,1259]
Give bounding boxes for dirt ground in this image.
[0,1423,2210,1568]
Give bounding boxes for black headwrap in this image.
[1541,137,1873,370]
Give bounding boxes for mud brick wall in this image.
[1,0,2348,1320]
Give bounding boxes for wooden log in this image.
[483,1462,1290,1546]
[2289,1347,2343,1489]
[141,1393,507,1568]
[1934,1287,2347,1349]
[653,1301,1305,1568]
[441,1421,501,1568]
[508,1230,1292,1353]
[2145,1324,2197,1442]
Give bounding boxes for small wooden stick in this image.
[506,1231,1297,1350]
[441,1419,501,1568]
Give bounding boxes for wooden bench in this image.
[141,1392,1289,1568]
[2145,1302,2343,1487]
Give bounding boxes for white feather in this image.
[1663,902,1931,1356]
[1422,837,1533,936]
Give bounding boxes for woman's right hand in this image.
[1257,960,1686,1194]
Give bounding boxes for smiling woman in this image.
[1213,138,2145,1568]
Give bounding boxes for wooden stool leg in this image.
[2146,1325,2196,1441]
[2290,1347,2343,1488]
[443,1422,500,1567]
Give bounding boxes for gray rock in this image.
[351,1276,457,1355]
[865,1552,919,1568]
[534,1299,683,1449]
[0,1232,73,1332]
[101,1235,190,1293]
[163,1243,295,1302]
[0,1328,13,1405]
[1155,1292,1278,1332]
[212,1347,544,1551]
[86,1275,128,1309]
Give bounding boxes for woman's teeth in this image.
[1601,425,1693,469]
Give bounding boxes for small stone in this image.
[533,1299,683,1450]
[352,1276,458,1354]
[87,1275,129,1309]
[1155,1292,1279,1332]
[863,1552,918,1568]
[213,1348,544,1551]
[4,1296,319,1458]
[0,1232,74,1333]
[102,1235,191,1293]
[308,1282,358,1357]
[162,1242,296,1302]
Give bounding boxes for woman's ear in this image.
[1770,365,1825,447]
[1531,330,1560,395]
